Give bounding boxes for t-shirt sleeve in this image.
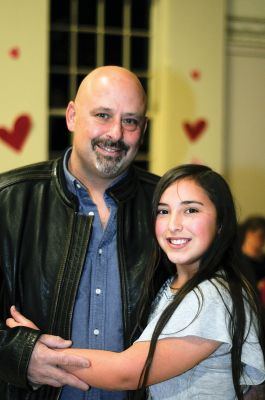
[136,279,265,385]
[137,280,232,344]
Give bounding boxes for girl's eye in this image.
[157,209,168,215]
[186,208,198,214]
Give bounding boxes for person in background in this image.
[238,215,265,284]
[7,164,265,400]
[0,66,170,400]
[238,214,265,398]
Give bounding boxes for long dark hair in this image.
[135,164,265,399]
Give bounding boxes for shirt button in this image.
[95,288,101,295]
[76,183,81,189]
[88,211,94,216]
[98,248,103,255]
[93,329,100,336]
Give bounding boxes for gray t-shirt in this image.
[136,277,265,399]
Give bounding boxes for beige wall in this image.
[226,1,265,220]
[149,0,226,174]
[0,0,48,172]
[227,0,265,17]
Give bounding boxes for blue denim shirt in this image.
[61,150,127,400]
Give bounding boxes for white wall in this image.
[149,0,226,175]
[0,0,48,172]
[226,1,265,220]
[227,0,265,18]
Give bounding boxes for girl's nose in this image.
[168,215,183,232]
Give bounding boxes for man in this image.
[0,66,170,399]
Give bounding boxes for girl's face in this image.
[155,178,218,273]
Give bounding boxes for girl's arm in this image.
[6,306,221,390]
[62,336,220,390]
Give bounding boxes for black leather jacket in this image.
[0,154,171,400]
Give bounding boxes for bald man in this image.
[0,66,170,400]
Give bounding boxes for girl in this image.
[7,164,265,399]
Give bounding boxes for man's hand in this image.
[6,306,90,390]
[28,334,90,390]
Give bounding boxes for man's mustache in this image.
[91,138,129,152]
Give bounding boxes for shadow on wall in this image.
[227,164,265,221]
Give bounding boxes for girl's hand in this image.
[6,305,39,330]
[6,306,90,390]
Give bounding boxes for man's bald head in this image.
[75,66,147,114]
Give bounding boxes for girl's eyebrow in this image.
[158,202,168,207]
[181,200,204,206]
[158,200,204,207]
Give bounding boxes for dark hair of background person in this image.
[238,216,265,249]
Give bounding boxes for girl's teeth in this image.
[170,239,188,245]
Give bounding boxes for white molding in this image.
[227,16,265,52]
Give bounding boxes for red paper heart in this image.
[183,119,207,141]
[190,70,201,80]
[0,115,32,151]
[9,47,20,59]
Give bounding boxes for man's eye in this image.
[96,113,109,119]
[122,118,138,126]
[123,118,138,124]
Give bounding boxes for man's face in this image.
[67,74,147,181]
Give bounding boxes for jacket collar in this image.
[55,149,138,205]
[107,166,138,202]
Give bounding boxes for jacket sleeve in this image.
[0,322,42,389]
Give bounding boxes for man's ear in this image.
[65,101,76,132]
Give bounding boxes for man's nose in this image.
[107,119,124,141]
